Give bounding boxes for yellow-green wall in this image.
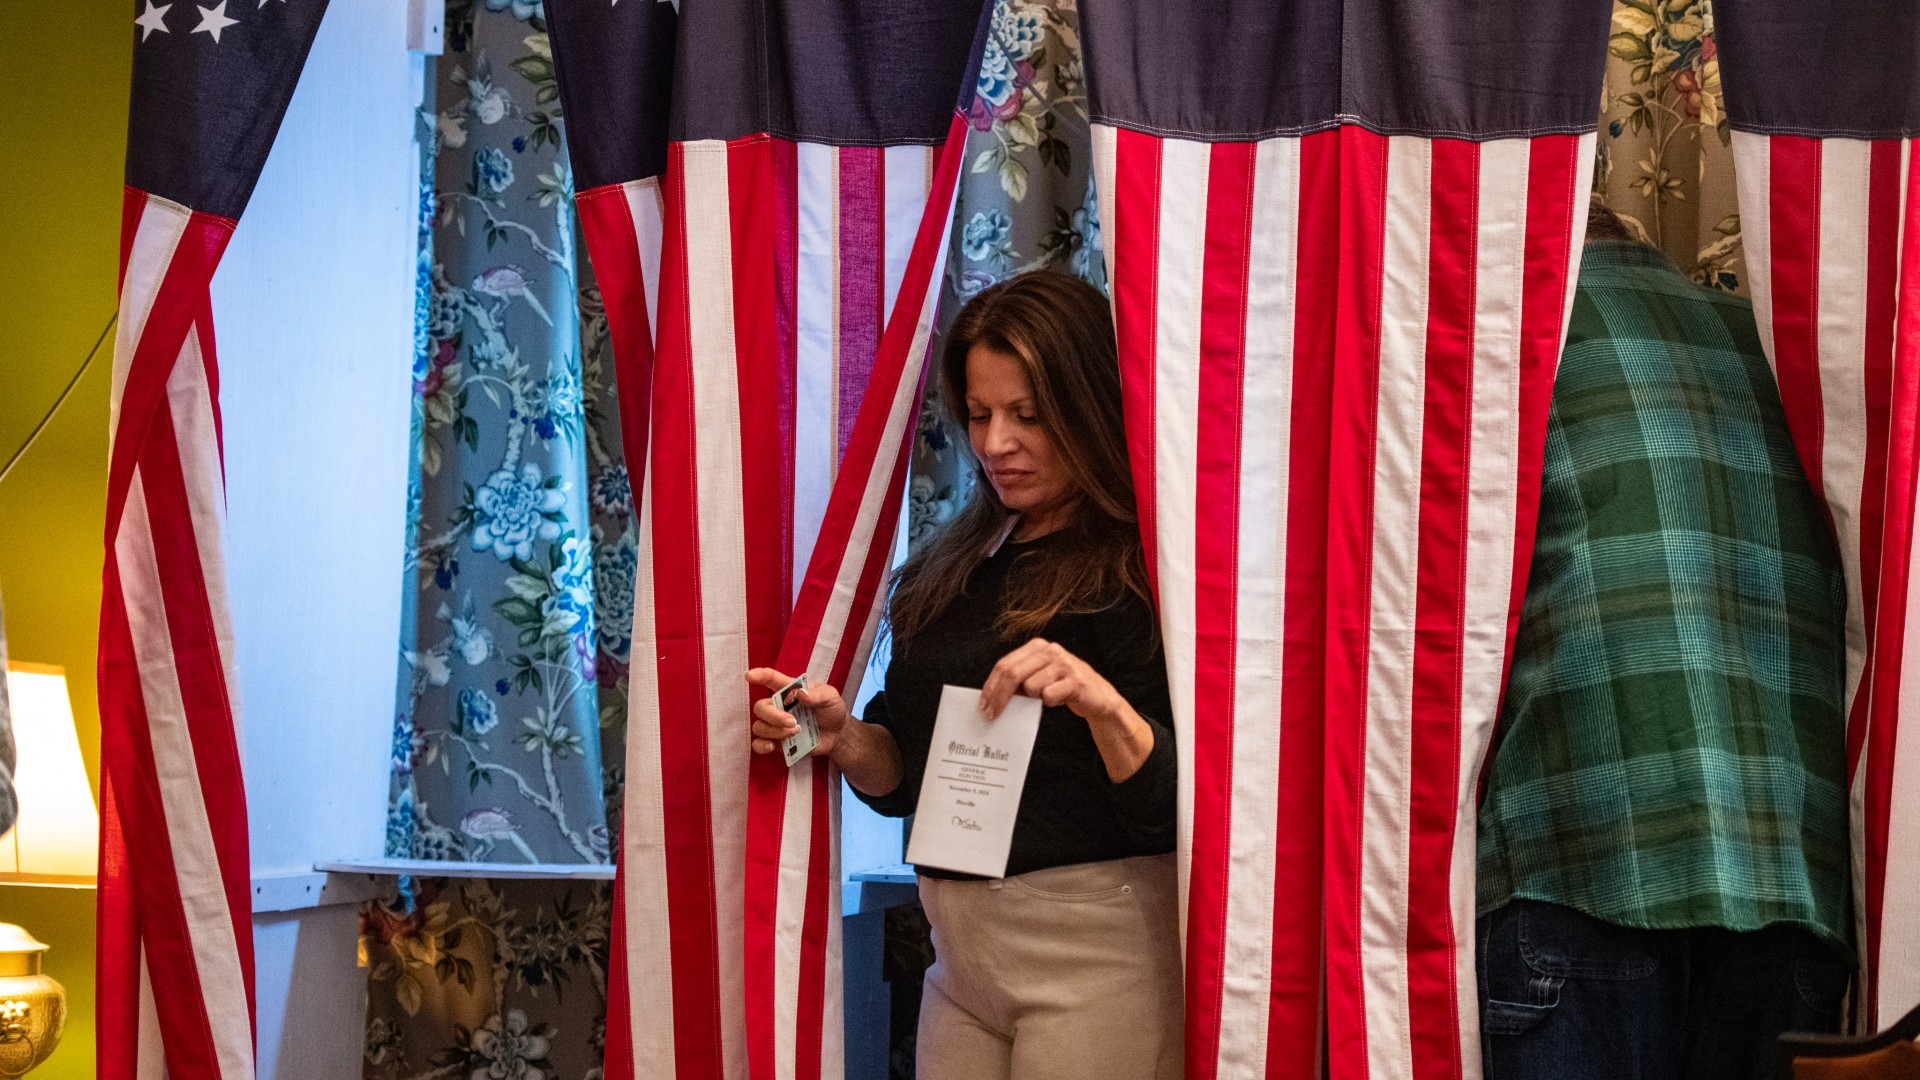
[0,3,131,1077]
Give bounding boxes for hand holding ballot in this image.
[979,636,1128,722]
[982,637,1158,785]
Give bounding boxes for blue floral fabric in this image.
[388,0,631,870]
[371,2,630,1074]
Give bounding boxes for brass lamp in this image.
[0,663,99,1075]
[0,924,61,1077]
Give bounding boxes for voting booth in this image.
[83,1,1920,1078]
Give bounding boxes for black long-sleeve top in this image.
[853,532,1177,879]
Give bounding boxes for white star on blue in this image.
[135,1,171,42]
[193,1,239,44]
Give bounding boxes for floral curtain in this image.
[370,0,634,1074]
[387,0,631,871]
[1595,0,1745,292]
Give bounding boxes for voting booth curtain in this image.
[94,0,1917,1076]
[99,3,330,1076]
[535,1,1920,1078]
[1085,5,1606,1076]
[1715,0,1920,1031]
[546,2,986,1078]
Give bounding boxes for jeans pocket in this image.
[1480,903,1568,1037]
[1482,987,1561,1037]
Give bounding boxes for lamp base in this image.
[0,923,65,1077]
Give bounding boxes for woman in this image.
[746,272,1181,1080]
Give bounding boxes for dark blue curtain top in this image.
[547,0,679,192]
[549,0,990,192]
[125,0,331,220]
[1714,0,1919,139]
[670,0,989,147]
[1079,0,1616,141]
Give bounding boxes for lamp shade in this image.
[0,664,97,886]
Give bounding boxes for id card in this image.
[775,675,820,767]
[903,685,1042,878]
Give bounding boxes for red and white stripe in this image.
[575,177,666,504]
[1732,131,1920,1028]
[1094,125,1590,1080]
[573,175,665,1080]
[97,188,256,1080]
[606,119,966,1080]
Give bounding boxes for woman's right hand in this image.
[745,668,851,758]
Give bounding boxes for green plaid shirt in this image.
[1477,241,1852,951]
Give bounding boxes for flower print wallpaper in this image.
[361,876,611,1080]
[1594,0,1745,291]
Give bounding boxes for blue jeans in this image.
[1477,899,1850,1080]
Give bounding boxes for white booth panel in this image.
[211,0,423,1076]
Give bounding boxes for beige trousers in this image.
[915,854,1184,1080]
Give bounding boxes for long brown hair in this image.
[887,272,1150,644]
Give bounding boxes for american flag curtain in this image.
[1079,3,1608,1077]
[98,2,330,1078]
[1716,0,1920,1028]
[547,3,990,1077]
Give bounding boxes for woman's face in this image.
[965,343,1077,527]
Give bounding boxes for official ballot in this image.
[904,685,1043,878]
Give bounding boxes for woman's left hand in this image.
[979,638,1125,725]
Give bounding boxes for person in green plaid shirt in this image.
[1475,204,1853,1080]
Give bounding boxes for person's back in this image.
[1477,221,1853,1080]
